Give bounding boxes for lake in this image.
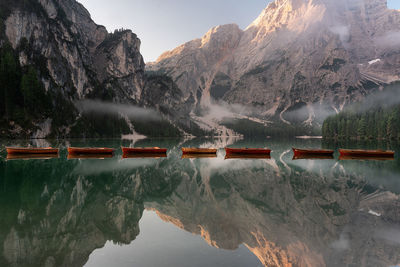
[1,138,400,267]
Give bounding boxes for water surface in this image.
[1,138,400,267]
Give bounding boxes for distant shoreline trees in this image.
[322,105,400,140]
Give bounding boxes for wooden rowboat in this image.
[122,147,167,154]
[122,153,167,159]
[292,148,334,157]
[68,147,114,155]
[225,147,271,155]
[182,147,217,154]
[339,149,394,158]
[6,147,59,154]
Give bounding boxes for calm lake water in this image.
[1,138,400,267]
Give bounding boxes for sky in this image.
[78,0,268,62]
[78,0,400,63]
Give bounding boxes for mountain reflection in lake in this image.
[1,138,400,267]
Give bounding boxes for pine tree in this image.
[0,44,19,119]
[357,116,366,138]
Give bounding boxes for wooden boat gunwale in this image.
[122,153,167,159]
[67,154,114,159]
[6,154,59,160]
[181,147,217,154]
[225,147,271,155]
[68,147,115,155]
[121,147,167,154]
[181,153,217,159]
[292,155,334,160]
[339,155,395,161]
[225,154,271,159]
[292,148,334,157]
[339,149,394,157]
[6,147,59,155]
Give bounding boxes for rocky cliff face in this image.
[148,0,400,127]
[4,0,144,100]
[1,0,191,138]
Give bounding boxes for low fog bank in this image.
[345,82,400,114]
[75,100,161,121]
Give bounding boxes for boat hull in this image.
[339,149,394,158]
[6,147,59,154]
[68,147,114,155]
[225,148,271,155]
[293,148,334,157]
[122,147,167,154]
[182,148,217,154]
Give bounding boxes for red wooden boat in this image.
[225,147,271,155]
[122,147,167,154]
[182,147,217,154]
[339,149,394,158]
[122,153,167,159]
[6,147,59,154]
[68,147,114,155]
[292,148,334,157]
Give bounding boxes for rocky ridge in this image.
[148,0,400,127]
[0,0,196,138]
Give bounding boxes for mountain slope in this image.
[148,0,400,128]
[0,0,197,138]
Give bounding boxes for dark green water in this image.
[1,138,400,267]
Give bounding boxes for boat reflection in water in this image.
[1,138,400,267]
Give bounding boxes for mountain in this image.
[2,0,399,138]
[147,0,400,129]
[0,0,200,138]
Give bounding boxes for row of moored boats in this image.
[4,146,396,160]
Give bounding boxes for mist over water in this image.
[344,83,400,114]
[75,100,161,121]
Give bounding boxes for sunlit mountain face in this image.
[148,0,400,131]
[1,138,400,267]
